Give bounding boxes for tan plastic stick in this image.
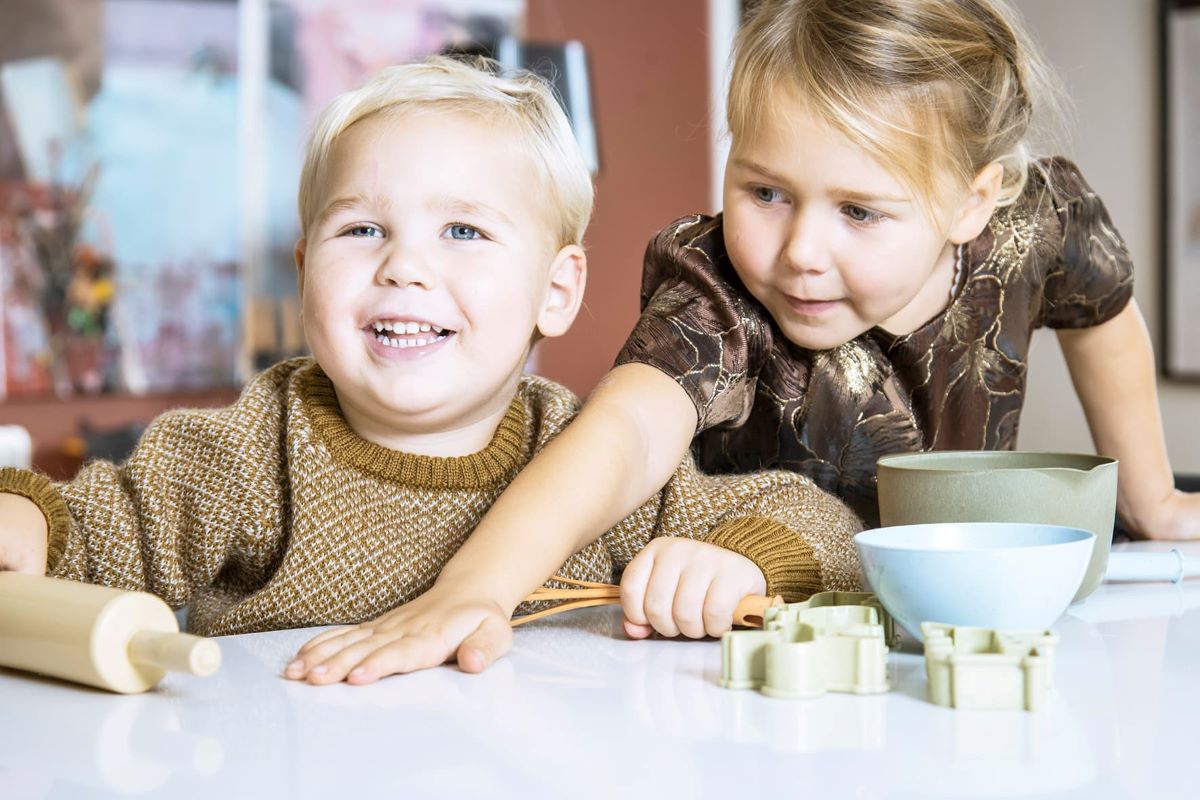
[0,572,222,694]
[514,575,782,629]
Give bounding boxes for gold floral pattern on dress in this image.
[617,158,1134,525]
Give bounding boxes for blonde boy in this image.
[0,58,862,684]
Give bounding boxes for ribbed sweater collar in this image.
[296,364,528,489]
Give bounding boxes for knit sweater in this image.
[0,359,864,636]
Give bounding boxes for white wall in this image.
[1012,0,1200,472]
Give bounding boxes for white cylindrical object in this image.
[1104,550,1199,583]
[0,573,221,693]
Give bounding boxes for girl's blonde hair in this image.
[728,0,1064,213]
[298,56,594,248]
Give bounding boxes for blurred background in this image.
[0,0,1196,482]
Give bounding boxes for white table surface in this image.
[1,540,1197,800]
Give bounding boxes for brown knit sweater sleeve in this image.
[598,454,864,602]
[0,362,294,607]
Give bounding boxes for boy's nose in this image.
[375,245,435,289]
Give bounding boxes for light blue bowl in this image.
[854,523,1095,641]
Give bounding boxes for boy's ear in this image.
[293,239,307,301]
[536,244,587,339]
[948,161,1004,244]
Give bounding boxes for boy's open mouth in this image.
[367,319,455,349]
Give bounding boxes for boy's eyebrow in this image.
[433,196,514,227]
[731,157,910,205]
[314,194,390,227]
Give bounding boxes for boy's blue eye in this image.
[843,204,883,225]
[445,224,482,241]
[347,224,383,237]
[753,186,783,204]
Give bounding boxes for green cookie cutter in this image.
[720,591,895,699]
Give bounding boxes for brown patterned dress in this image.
[616,158,1134,525]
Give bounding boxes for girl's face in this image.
[723,89,993,350]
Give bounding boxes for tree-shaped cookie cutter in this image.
[921,622,1059,711]
[720,591,894,699]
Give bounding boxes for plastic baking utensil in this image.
[876,451,1117,601]
[855,522,1094,640]
[720,591,891,698]
[921,622,1058,711]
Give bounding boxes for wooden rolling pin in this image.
[0,573,221,694]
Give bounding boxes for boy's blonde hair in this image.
[728,0,1063,214]
[298,56,594,248]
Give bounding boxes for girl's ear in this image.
[536,244,587,339]
[948,161,1004,244]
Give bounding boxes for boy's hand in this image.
[282,583,513,685]
[619,537,766,640]
[0,493,49,574]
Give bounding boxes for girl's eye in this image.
[843,204,884,225]
[752,186,784,204]
[346,224,383,238]
[444,224,483,241]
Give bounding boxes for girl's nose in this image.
[782,209,831,274]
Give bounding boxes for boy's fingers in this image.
[672,570,713,639]
[619,550,655,626]
[455,615,513,674]
[622,618,654,640]
[643,563,683,638]
[701,579,739,638]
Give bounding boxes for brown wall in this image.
[525,0,712,398]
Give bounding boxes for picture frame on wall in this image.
[1162,0,1200,378]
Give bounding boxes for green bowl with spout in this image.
[876,451,1117,602]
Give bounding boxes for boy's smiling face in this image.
[295,109,583,454]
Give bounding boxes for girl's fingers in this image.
[344,633,448,684]
[284,626,373,679]
[455,614,514,673]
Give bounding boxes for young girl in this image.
[289,0,1200,674]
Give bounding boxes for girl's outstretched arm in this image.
[286,362,698,683]
[1058,299,1200,539]
[437,362,698,607]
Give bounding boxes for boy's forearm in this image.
[1057,301,1177,534]
[436,363,697,612]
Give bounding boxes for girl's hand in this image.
[1133,489,1200,540]
[282,583,513,685]
[619,537,767,639]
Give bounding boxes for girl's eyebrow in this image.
[731,156,910,205]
